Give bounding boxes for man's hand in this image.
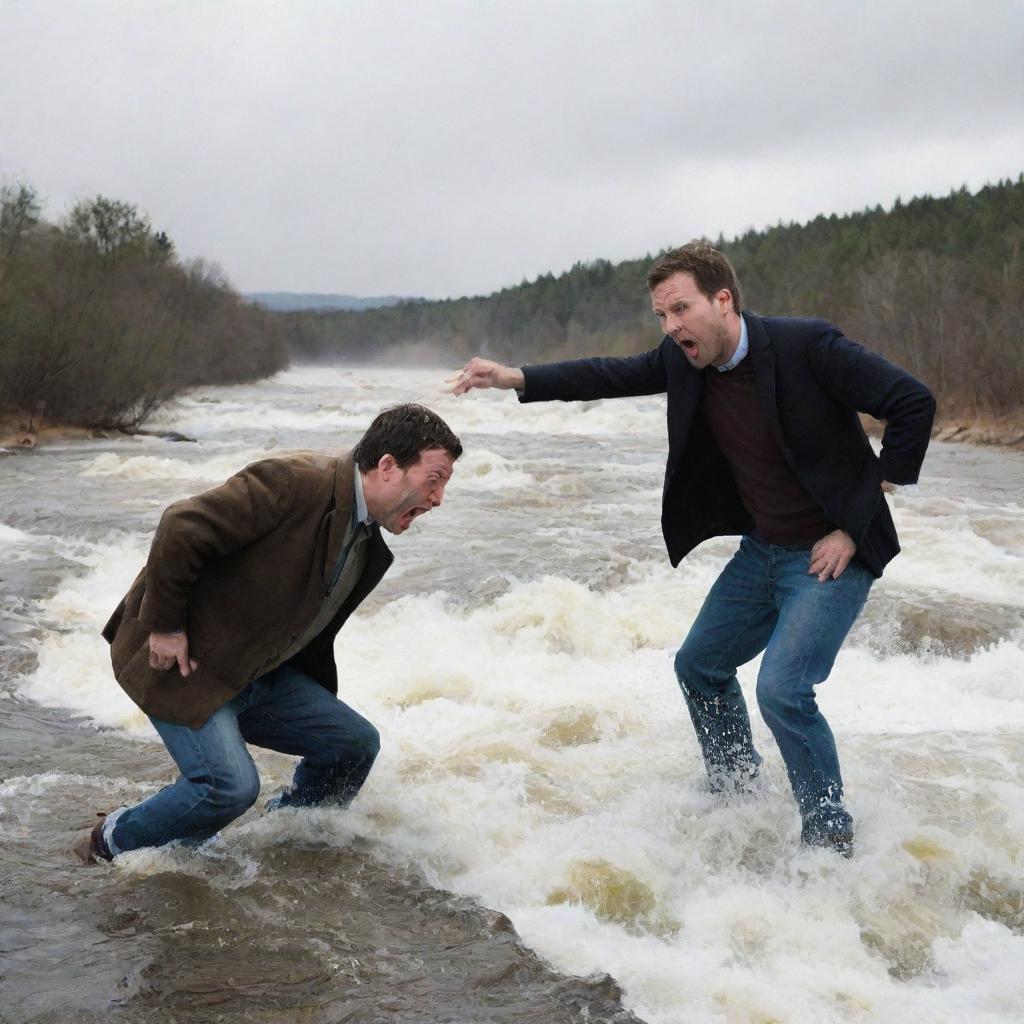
[447,358,525,395]
[808,530,857,582]
[148,631,198,676]
[880,480,897,493]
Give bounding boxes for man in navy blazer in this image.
[453,243,935,856]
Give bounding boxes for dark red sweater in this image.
[702,357,830,545]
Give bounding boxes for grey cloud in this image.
[1,0,1021,296]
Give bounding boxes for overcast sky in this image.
[2,1,1022,298]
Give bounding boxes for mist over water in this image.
[2,366,1023,1023]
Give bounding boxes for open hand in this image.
[445,358,525,395]
[808,529,857,582]
[148,631,198,676]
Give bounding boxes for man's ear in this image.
[377,453,398,477]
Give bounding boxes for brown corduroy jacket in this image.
[102,452,393,728]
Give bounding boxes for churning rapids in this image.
[1,366,1022,1024]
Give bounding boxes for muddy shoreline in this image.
[0,414,195,450]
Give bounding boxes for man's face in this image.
[367,447,455,535]
[650,271,736,369]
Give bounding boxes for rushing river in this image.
[1,365,1023,1024]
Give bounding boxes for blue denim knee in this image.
[200,767,261,820]
[674,644,718,701]
[353,721,381,763]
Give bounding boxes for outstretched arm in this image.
[451,342,670,404]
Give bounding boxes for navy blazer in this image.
[520,312,936,577]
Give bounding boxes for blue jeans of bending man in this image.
[674,535,873,836]
[105,663,380,855]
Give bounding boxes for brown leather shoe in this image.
[72,812,114,863]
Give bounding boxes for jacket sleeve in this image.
[807,326,936,485]
[139,459,299,633]
[520,341,670,403]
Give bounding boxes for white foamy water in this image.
[11,366,1024,1023]
[79,449,272,483]
[146,365,669,440]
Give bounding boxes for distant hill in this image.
[245,292,414,312]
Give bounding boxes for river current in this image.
[1,365,1022,1023]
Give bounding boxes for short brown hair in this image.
[646,242,743,313]
[352,403,463,470]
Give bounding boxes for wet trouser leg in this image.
[674,537,778,788]
[755,547,872,835]
[239,664,380,809]
[675,536,872,832]
[106,664,379,854]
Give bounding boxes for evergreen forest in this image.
[2,176,1020,433]
[283,176,1024,422]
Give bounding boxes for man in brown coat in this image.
[75,404,461,861]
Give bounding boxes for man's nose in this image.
[430,484,445,507]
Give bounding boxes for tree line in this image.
[282,175,1024,421]
[3,176,1018,430]
[0,184,287,430]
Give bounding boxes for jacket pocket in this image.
[117,640,240,729]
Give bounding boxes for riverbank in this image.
[0,413,195,450]
[857,413,1024,451]
[0,413,112,449]
[930,414,1024,449]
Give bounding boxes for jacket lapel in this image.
[324,454,395,593]
[663,338,703,481]
[323,455,357,584]
[745,312,787,456]
[355,527,394,599]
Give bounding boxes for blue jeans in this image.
[674,535,873,834]
[106,663,380,855]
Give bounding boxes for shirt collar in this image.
[715,315,748,372]
[353,468,373,526]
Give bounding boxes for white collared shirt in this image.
[716,315,749,372]
[353,469,374,526]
